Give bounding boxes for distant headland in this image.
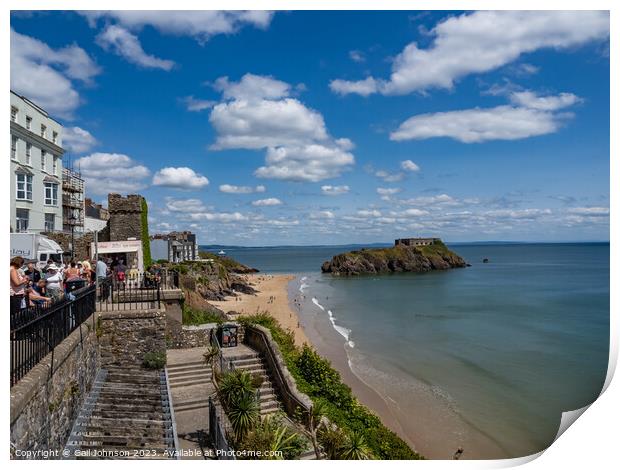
[321,238,468,275]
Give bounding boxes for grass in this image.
[237,313,423,460]
[182,304,224,325]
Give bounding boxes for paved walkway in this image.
[167,347,216,460]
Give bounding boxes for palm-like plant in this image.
[338,429,373,460]
[227,391,260,441]
[318,426,348,459]
[202,346,219,369]
[218,370,256,408]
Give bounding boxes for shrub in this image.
[237,414,308,460]
[182,304,223,325]
[142,351,166,369]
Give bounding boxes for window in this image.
[11,136,17,159]
[16,209,29,232]
[11,106,18,122]
[25,143,32,165]
[41,150,46,170]
[52,156,58,175]
[26,116,32,130]
[44,213,55,232]
[41,124,46,138]
[44,182,58,206]
[16,174,33,201]
[52,131,58,144]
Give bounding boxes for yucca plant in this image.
[218,369,257,408]
[202,346,219,369]
[339,429,373,460]
[227,391,260,441]
[318,426,348,459]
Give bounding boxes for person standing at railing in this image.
[81,260,93,284]
[45,264,64,302]
[23,261,41,284]
[10,257,29,314]
[127,263,140,289]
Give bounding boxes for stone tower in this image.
[107,193,145,241]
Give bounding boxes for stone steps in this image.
[65,368,178,460]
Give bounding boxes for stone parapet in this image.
[98,309,166,367]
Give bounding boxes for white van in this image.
[10,233,64,270]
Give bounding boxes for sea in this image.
[203,243,610,459]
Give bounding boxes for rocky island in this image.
[321,238,468,275]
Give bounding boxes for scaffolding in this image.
[62,167,85,232]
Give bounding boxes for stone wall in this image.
[107,193,144,242]
[10,315,99,458]
[98,309,166,367]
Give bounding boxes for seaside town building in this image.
[10,91,64,233]
[151,231,198,263]
[395,237,440,247]
[84,197,110,233]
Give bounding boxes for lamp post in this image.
[69,212,77,261]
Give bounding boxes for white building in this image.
[10,91,64,233]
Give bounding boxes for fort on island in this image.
[394,237,440,247]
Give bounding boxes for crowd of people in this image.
[10,255,168,315]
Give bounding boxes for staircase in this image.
[167,360,213,412]
[65,367,178,459]
[223,349,280,416]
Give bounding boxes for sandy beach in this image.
[209,274,309,346]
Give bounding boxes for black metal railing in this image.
[96,270,179,311]
[10,284,96,386]
[208,396,235,460]
[96,273,159,311]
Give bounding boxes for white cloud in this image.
[255,144,354,183]
[210,96,328,150]
[401,160,420,172]
[165,197,208,213]
[567,207,609,216]
[321,185,350,196]
[389,208,430,217]
[349,50,366,63]
[96,25,175,70]
[213,73,291,101]
[10,29,100,119]
[219,184,266,194]
[252,198,282,207]
[310,210,335,219]
[76,153,150,195]
[375,170,405,183]
[210,74,355,182]
[330,11,608,96]
[391,99,577,143]
[509,91,582,111]
[190,212,249,223]
[152,167,209,189]
[182,96,216,112]
[357,209,382,218]
[81,11,274,43]
[377,187,402,196]
[330,77,379,97]
[63,126,98,153]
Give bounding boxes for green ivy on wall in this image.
[141,197,152,269]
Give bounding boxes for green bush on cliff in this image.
[237,313,422,460]
[182,304,224,325]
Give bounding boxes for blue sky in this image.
[11,11,610,245]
